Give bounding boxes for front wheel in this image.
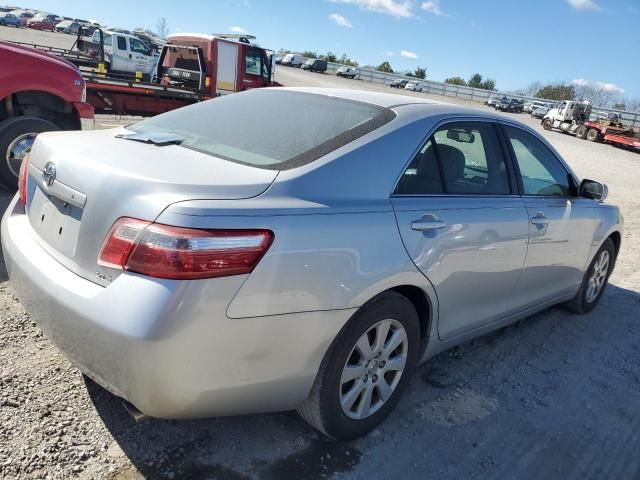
[0,116,59,191]
[565,239,616,314]
[542,118,553,130]
[297,291,420,440]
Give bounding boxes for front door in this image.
[112,35,130,72]
[501,124,596,310]
[392,120,529,340]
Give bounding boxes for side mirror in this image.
[580,179,608,201]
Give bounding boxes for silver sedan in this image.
[2,88,622,440]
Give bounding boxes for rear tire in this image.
[0,116,59,191]
[565,239,615,314]
[575,125,588,139]
[297,291,420,440]
[586,128,601,142]
[542,118,553,130]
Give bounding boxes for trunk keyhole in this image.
[41,214,45,222]
[58,227,63,235]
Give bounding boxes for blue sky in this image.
[23,0,640,97]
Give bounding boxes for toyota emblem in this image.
[42,162,56,187]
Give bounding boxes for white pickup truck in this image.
[83,30,159,76]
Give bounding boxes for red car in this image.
[27,15,57,31]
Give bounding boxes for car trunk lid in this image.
[24,128,278,285]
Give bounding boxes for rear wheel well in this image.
[389,285,432,355]
[1,91,80,130]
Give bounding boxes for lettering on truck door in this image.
[216,41,238,95]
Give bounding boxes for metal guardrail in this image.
[316,62,640,128]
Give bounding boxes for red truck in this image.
[0,41,94,191]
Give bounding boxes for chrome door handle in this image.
[531,214,549,226]
[411,219,447,231]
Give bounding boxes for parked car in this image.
[0,12,20,27]
[336,65,358,79]
[281,53,305,67]
[27,14,57,31]
[274,55,284,64]
[531,106,550,118]
[486,95,502,107]
[302,59,327,73]
[11,10,33,26]
[2,88,621,440]
[496,98,523,113]
[55,20,80,34]
[524,100,547,113]
[390,78,409,88]
[404,80,424,92]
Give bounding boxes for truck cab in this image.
[162,33,273,96]
[86,30,159,76]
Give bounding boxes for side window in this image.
[103,34,112,47]
[395,139,443,194]
[504,125,574,196]
[117,36,126,51]
[91,31,99,43]
[130,38,150,55]
[395,122,510,195]
[245,49,262,76]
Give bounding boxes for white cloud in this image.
[400,50,418,59]
[229,25,248,34]
[421,0,443,15]
[383,50,395,57]
[572,78,590,87]
[572,78,625,94]
[329,0,414,18]
[595,81,625,94]
[567,0,601,11]
[329,13,353,27]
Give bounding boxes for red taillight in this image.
[18,153,29,205]
[98,217,274,280]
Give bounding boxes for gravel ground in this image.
[1,28,640,480]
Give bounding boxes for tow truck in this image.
[542,100,640,151]
[10,29,278,116]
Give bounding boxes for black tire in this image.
[542,118,553,130]
[576,125,588,139]
[0,116,59,191]
[297,291,421,440]
[586,128,601,142]
[565,238,616,314]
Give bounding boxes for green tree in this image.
[535,84,576,101]
[445,76,467,86]
[468,73,483,88]
[612,103,626,110]
[414,66,427,79]
[481,79,496,91]
[322,51,338,63]
[301,50,318,59]
[376,61,394,73]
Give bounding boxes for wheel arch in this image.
[1,90,81,130]
[388,284,433,356]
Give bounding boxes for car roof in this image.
[272,87,519,122]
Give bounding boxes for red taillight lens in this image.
[18,153,29,205]
[98,217,274,280]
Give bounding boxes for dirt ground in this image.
[1,27,639,480]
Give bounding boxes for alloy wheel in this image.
[586,250,609,303]
[339,319,408,420]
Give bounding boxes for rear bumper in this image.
[1,197,353,418]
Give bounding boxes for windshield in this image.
[127,90,395,170]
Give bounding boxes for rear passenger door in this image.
[502,124,596,309]
[392,120,530,340]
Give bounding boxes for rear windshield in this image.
[127,90,395,170]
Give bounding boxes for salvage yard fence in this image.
[312,62,640,128]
